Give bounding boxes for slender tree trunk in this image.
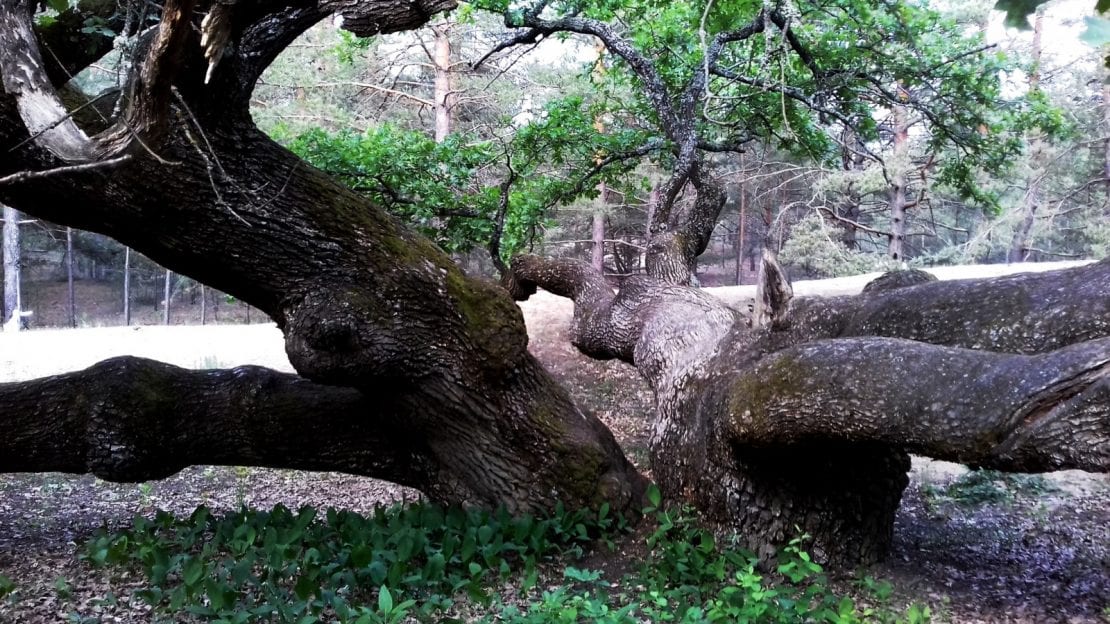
[591,189,606,272]
[1007,9,1045,264]
[643,181,659,273]
[432,21,453,143]
[123,247,131,326]
[838,130,865,251]
[1007,184,1040,263]
[2,203,20,324]
[888,102,909,262]
[589,54,608,275]
[1103,80,1110,184]
[163,269,171,325]
[66,226,75,328]
[734,161,746,286]
[200,284,207,325]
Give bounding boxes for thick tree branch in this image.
[218,0,457,106]
[96,0,198,157]
[510,255,736,386]
[720,337,1110,472]
[0,0,96,161]
[0,357,438,489]
[509,255,613,305]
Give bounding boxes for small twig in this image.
[472,28,545,70]
[171,88,250,226]
[547,238,647,250]
[0,156,132,186]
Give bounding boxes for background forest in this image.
[3,0,1108,328]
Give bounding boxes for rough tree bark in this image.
[0,0,644,516]
[508,253,1110,565]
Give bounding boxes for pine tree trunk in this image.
[643,182,659,273]
[432,21,453,143]
[123,247,131,326]
[591,203,606,273]
[1007,9,1045,264]
[888,103,909,262]
[734,163,746,285]
[163,269,172,325]
[66,227,75,328]
[2,203,20,324]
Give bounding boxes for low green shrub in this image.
[80,485,932,623]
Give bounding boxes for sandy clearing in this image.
[709,259,1093,308]
[0,324,294,383]
[0,260,1094,384]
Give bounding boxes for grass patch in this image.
[76,485,933,623]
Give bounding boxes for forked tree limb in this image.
[510,255,737,386]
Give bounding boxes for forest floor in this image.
[0,262,1107,623]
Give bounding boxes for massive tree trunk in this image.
[509,254,1110,566]
[0,0,644,516]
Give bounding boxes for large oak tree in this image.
[474,0,1027,283]
[0,0,1107,567]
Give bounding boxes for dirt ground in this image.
[1,263,1107,623]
